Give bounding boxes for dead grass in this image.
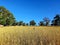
[0,26,60,45]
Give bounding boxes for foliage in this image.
[0,6,15,26]
[43,17,50,26]
[18,21,23,26]
[1,6,60,26]
[38,21,44,26]
[22,23,26,26]
[29,20,36,26]
[26,23,29,26]
[51,14,60,26]
[15,21,26,26]
[38,17,50,26]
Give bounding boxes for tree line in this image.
[0,6,60,26]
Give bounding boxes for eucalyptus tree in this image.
[0,6,15,26]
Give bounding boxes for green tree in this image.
[12,20,17,26]
[51,14,60,26]
[43,17,50,26]
[29,20,36,26]
[18,21,23,26]
[38,21,44,26]
[22,23,26,26]
[26,23,29,26]
[0,6,15,26]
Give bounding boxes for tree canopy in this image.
[0,6,60,26]
[51,14,60,26]
[0,6,15,26]
[29,20,36,26]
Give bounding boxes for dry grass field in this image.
[0,26,60,45]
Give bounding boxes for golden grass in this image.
[0,26,60,45]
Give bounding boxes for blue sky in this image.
[0,0,60,24]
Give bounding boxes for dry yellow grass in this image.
[0,26,60,45]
